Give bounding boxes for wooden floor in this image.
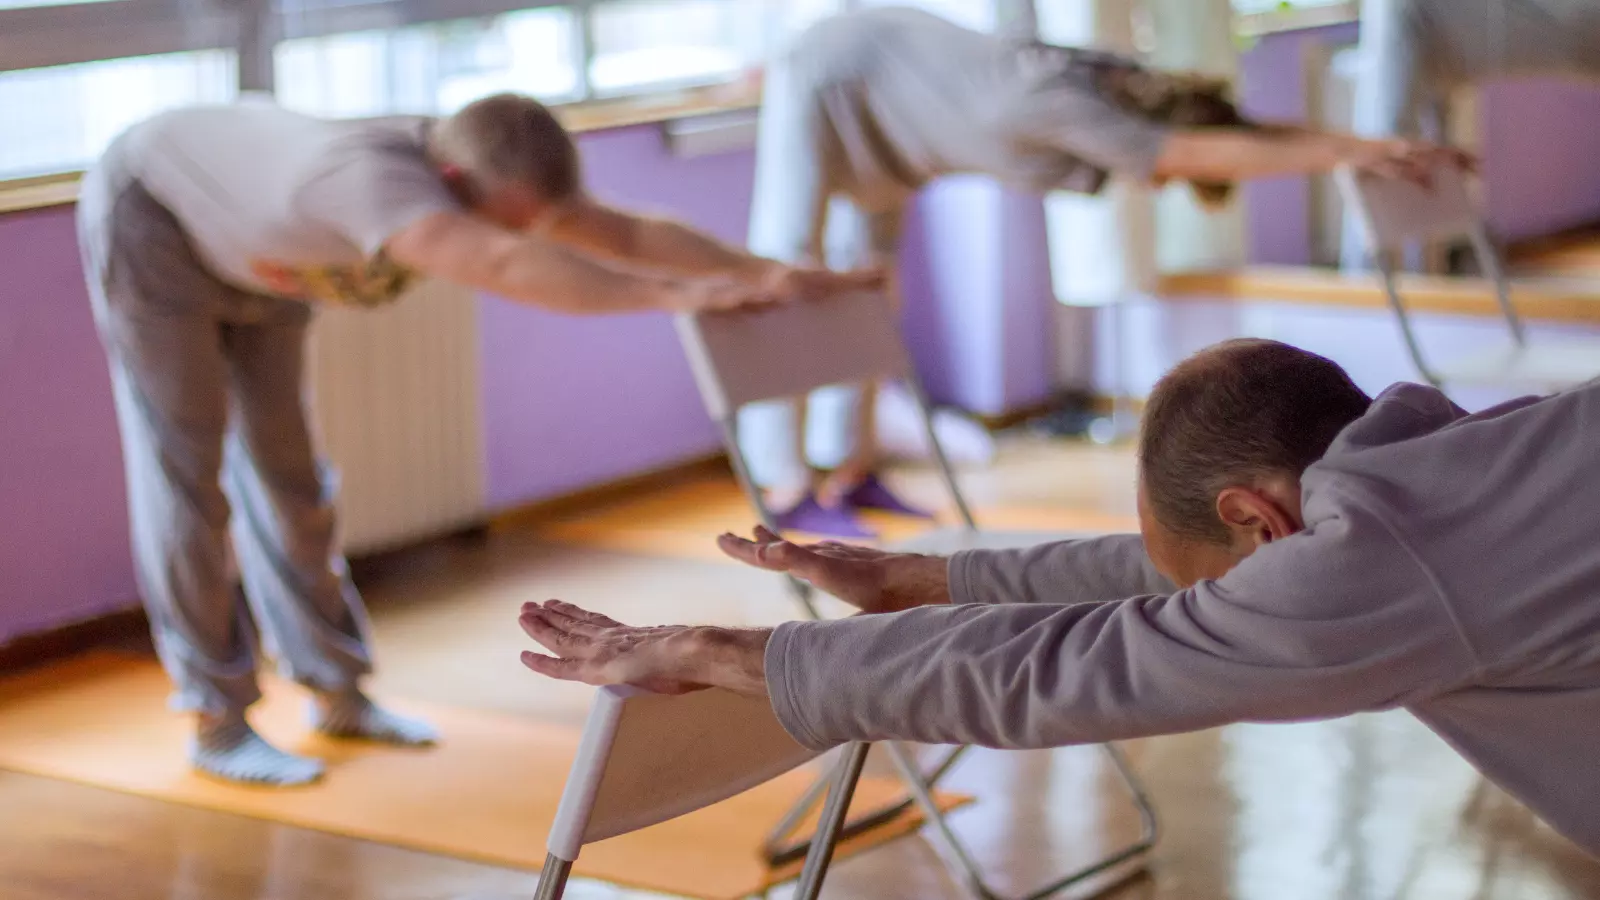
[5,436,1600,900]
[1508,226,1600,280]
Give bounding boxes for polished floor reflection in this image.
[4,439,1598,900]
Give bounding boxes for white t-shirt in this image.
[778,7,1173,210]
[109,101,461,306]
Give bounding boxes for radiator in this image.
[305,279,487,556]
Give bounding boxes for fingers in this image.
[718,530,829,581]
[543,599,624,630]
[1362,140,1474,188]
[520,651,586,682]
[717,530,798,572]
[719,526,877,567]
[518,606,583,653]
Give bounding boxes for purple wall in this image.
[1480,81,1600,241]
[0,207,136,642]
[481,126,742,508]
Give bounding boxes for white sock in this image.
[313,691,438,747]
[191,715,324,787]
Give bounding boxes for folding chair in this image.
[675,294,1159,900]
[1337,163,1600,393]
[532,684,870,900]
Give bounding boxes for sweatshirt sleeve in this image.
[766,500,1480,751]
[948,534,1174,606]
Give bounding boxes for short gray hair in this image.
[1138,339,1372,544]
[430,93,581,199]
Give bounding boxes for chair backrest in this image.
[1335,163,1526,380]
[676,292,913,420]
[1335,163,1481,253]
[545,685,820,860]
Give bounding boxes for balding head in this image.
[429,93,581,228]
[1136,339,1372,584]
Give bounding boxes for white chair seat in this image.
[1433,341,1600,390]
[888,528,1102,555]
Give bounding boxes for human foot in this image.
[312,691,439,747]
[815,456,876,509]
[192,714,325,787]
[843,474,934,519]
[771,492,876,539]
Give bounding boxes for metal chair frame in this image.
[676,296,1159,900]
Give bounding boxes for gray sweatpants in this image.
[737,54,906,490]
[78,158,372,716]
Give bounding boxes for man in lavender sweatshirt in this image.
[517,337,1600,855]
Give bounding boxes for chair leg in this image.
[794,741,872,900]
[723,415,914,861]
[1374,250,1445,388]
[885,742,1158,900]
[718,417,823,620]
[903,376,977,530]
[531,853,573,900]
[761,742,967,866]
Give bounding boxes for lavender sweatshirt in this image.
[766,381,1600,853]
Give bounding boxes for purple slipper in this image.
[844,474,935,519]
[772,494,877,539]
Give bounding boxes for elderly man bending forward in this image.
[519,338,1600,856]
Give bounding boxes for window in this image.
[0,0,120,8]
[589,0,748,96]
[275,7,580,118]
[0,50,235,180]
[0,0,841,180]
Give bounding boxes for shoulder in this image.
[298,116,446,192]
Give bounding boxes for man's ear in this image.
[1214,486,1298,548]
[437,163,476,204]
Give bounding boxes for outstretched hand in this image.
[518,600,769,696]
[716,525,951,614]
[1349,137,1476,187]
[673,264,887,314]
[769,264,889,302]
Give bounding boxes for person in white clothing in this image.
[744,5,1470,537]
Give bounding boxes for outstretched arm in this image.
[1153,124,1473,185]
[542,197,887,295]
[1013,82,1472,189]
[386,210,759,315]
[544,198,773,279]
[521,504,1476,750]
[711,527,1169,614]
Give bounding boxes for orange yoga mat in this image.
[0,653,970,900]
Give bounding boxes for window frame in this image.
[0,0,1357,191]
[0,0,236,72]
[0,0,780,99]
